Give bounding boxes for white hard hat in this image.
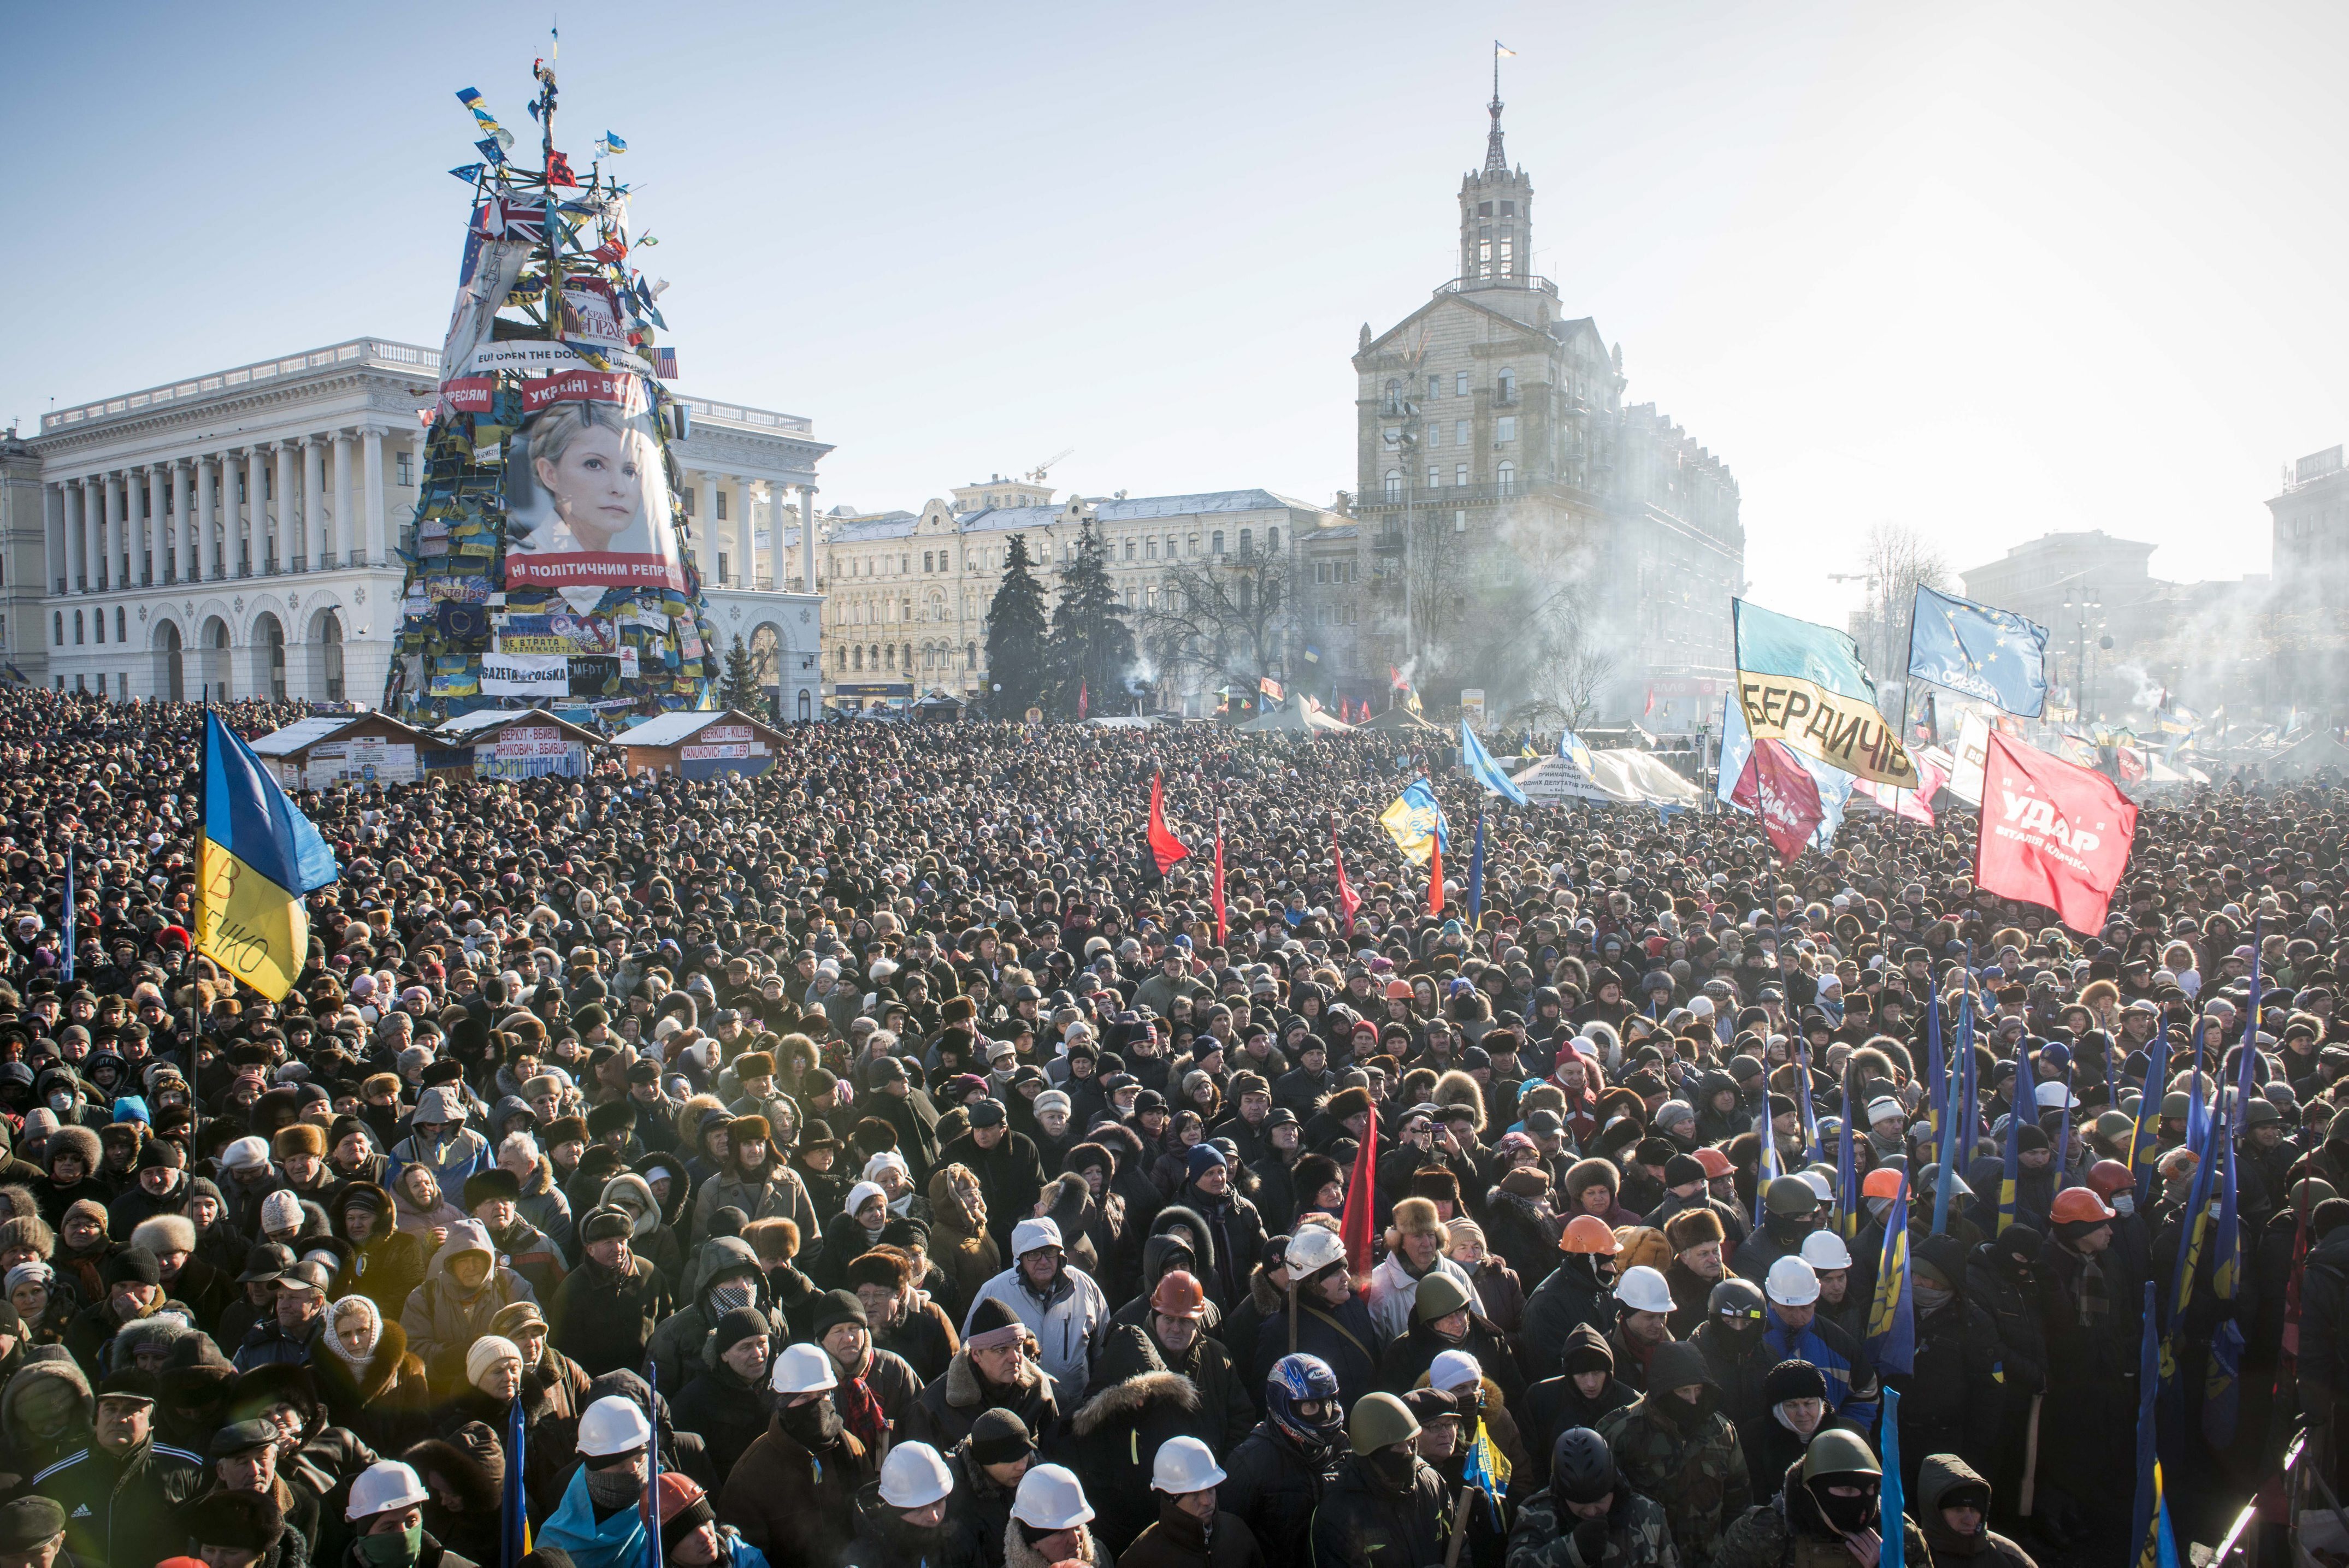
[1800,1231,1854,1271]
[577,1395,653,1458]
[1011,1217,1064,1258]
[1428,1350,1483,1393]
[1613,1264,1674,1315]
[345,1460,429,1522]
[1011,1463,1095,1530]
[1284,1226,1348,1277]
[2035,1080,2080,1110]
[1798,1169,1834,1202]
[1766,1256,1821,1307]
[1152,1436,1226,1495]
[879,1442,956,1509]
[772,1342,840,1395]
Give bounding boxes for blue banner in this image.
[1907,584,2050,718]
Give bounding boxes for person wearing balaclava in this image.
[1505,1427,1675,1568]
[1714,1427,1930,1568]
[1521,1323,1633,1466]
[1691,1278,1773,1465]
[541,1395,654,1568]
[842,1442,960,1568]
[716,1343,872,1567]
[342,1458,465,1568]
[1592,1340,1751,1568]
[1309,1392,1447,1568]
[1220,1352,1343,1564]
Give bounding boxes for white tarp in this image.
[1516,751,1701,808]
[1945,711,1992,806]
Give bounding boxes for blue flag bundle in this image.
[1907,584,2051,718]
[1460,720,1528,806]
[1867,1170,1916,1376]
[1879,1386,1907,1568]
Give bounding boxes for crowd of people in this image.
[0,682,2332,1568]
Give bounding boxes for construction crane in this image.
[1026,448,1075,484]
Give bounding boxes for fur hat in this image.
[131,1215,196,1256]
[733,1052,775,1082]
[726,1115,770,1144]
[1662,1208,1726,1253]
[462,1168,522,1209]
[1409,1167,1462,1206]
[47,1127,101,1171]
[273,1125,325,1160]
[844,1248,911,1292]
[1390,1197,1444,1238]
[543,1115,587,1148]
[940,996,977,1026]
[1327,1086,1373,1121]
[585,1102,637,1139]
[1293,1153,1342,1205]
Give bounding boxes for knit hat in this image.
[1762,1358,1829,1407]
[1561,1322,1615,1376]
[1663,1153,1707,1188]
[712,1305,769,1359]
[1184,1143,1226,1179]
[968,1407,1036,1466]
[465,1336,523,1390]
[812,1289,868,1339]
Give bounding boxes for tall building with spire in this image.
[1339,68,1744,729]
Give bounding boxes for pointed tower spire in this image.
[1485,41,1509,175]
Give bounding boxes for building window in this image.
[837,647,847,669]
[1146,536,1158,560]
[1189,535,1200,555]
[114,607,125,642]
[73,611,83,645]
[1384,377,1402,413]
[966,642,977,667]
[923,551,933,572]
[1267,528,1279,552]
[1124,588,1136,609]
[1123,538,1135,561]
[1384,471,1402,500]
[1238,528,1252,555]
[396,452,413,486]
[52,613,62,647]
[1212,531,1225,555]
[96,673,105,695]
[1499,230,1513,275]
[1456,419,1470,445]
[1429,465,1442,488]
[1497,461,1516,493]
[1496,416,1516,443]
[1428,374,1442,399]
[1455,510,1467,532]
[715,491,728,522]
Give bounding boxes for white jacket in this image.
[963,1262,1113,1405]
[1365,1251,1478,1342]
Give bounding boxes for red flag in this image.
[1731,740,1825,867]
[1340,1099,1380,1288]
[1147,773,1190,874]
[1077,679,1088,719]
[1427,835,1443,916]
[1974,731,2138,934]
[1389,665,1409,692]
[1332,826,1361,934]
[1211,809,1227,945]
[546,150,578,186]
[1643,688,1656,717]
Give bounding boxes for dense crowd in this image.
[0,682,2336,1568]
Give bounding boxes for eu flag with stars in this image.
[1908,584,2050,718]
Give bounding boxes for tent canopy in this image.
[1239,694,1354,733]
[1361,704,1442,733]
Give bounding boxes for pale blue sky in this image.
[7,1,2345,618]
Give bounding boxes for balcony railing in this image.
[1355,482,1524,514]
[1435,273,1558,298]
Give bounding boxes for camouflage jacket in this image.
[1592,1397,1750,1568]
[1715,1498,1934,1568]
[1505,1485,1679,1568]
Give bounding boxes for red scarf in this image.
[837,1357,887,1454]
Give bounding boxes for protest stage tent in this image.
[1240,695,1354,733]
[1361,705,1442,733]
[2258,731,2349,782]
[250,713,434,790]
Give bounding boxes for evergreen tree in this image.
[984,534,1052,719]
[720,634,761,712]
[1046,518,1137,717]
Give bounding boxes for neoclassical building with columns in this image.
[0,338,830,716]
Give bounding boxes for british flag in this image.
[474,196,546,244]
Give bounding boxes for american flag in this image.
[653,347,678,380]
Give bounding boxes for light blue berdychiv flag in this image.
[1460,720,1528,805]
[1908,584,2050,718]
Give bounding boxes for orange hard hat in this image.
[1149,1269,1207,1319]
[2050,1187,2116,1226]
[1693,1148,1734,1179]
[1561,1215,1623,1255]
[1862,1168,1905,1200]
[1384,979,1415,1001]
[2085,1159,2134,1198]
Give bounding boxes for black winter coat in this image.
[1065,1366,1220,1553]
[937,1130,1050,1258]
[548,1255,673,1378]
[1251,1294,1380,1410]
[669,1360,772,1476]
[1308,1452,1451,1568]
[1218,1421,1341,1566]
[1518,1256,1613,1378]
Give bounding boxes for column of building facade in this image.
[330,431,353,569]
[139,463,160,585]
[361,427,386,565]
[800,485,817,595]
[104,472,128,591]
[739,477,759,588]
[172,462,193,585]
[118,471,138,589]
[300,438,324,571]
[698,474,721,582]
[201,455,223,581]
[269,444,293,575]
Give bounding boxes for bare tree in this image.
[1140,544,1292,694]
[1848,520,1950,684]
[1472,579,1620,730]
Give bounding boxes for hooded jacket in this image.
[964,1257,1113,1407]
[929,1163,1003,1310]
[1916,1452,2034,1567]
[716,1405,874,1567]
[1309,1448,1452,1568]
[647,1234,784,1393]
[1593,1342,1752,1568]
[0,1348,93,1483]
[399,1220,536,1394]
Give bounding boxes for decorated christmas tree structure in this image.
[387,54,721,728]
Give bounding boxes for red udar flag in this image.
[1146,773,1189,874]
[1340,1097,1380,1289]
[1974,731,2138,934]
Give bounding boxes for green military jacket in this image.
[1506,1484,1680,1568]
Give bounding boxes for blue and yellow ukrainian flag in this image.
[1464,1416,1510,1527]
[1379,779,1448,867]
[197,712,338,1001]
[1867,1170,1915,1376]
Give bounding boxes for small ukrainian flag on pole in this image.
[196,713,339,1001]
